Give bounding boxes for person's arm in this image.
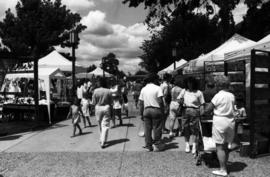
[203,93,218,115]
[138,89,144,120]
[157,96,165,115]
[204,102,215,115]
[92,91,97,106]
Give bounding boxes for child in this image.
[67,98,84,137]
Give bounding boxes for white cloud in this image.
[232,2,248,24]
[81,10,113,35]
[75,10,150,73]
[0,0,18,19]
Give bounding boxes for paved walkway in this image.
[0,100,184,153]
[1,97,270,177]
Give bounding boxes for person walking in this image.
[92,77,113,148]
[133,80,143,109]
[168,77,184,138]
[177,77,205,154]
[139,73,165,152]
[121,81,129,118]
[160,73,172,133]
[66,98,83,137]
[204,75,236,176]
[110,80,123,127]
[81,81,92,128]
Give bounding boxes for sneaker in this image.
[212,170,228,176]
[138,131,145,137]
[192,145,196,154]
[185,144,190,153]
[169,132,174,138]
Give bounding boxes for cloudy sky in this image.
[0,0,149,74]
[0,0,247,74]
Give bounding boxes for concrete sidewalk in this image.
[0,100,184,152]
[1,98,269,177]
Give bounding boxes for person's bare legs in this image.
[213,143,229,175]
[169,117,176,137]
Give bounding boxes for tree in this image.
[139,11,223,72]
[0,0,86,58]
[86,64,97,73]
[100,53,120,75]
[134,70,148,75]
[238,1,270,41]
[123,0,239,34]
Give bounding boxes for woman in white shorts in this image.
[205,75,236,177]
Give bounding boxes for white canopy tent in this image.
[38,50,86,73]
[87,67,112,77]
[183,34,256,74]
[225,34,270,60]
[4,68,66,124]
[158,59,187,76]
[75,72,92,79]
[224,34,270,88]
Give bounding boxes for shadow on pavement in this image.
[119,123,135,127]
[0,121,49,137]
[228,161,247,172]
[34,123,68,131]
[106,138,129,147]
[80,132,92,135]
[162,137,174,143]
[0,134,22,141]
[164,142,179,150]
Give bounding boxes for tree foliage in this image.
[134,70,148,75]
[238,0,270,41]
[100,53,120,75]
[0,0,86,58]
[139,7,224,72]
[86,64,97,73]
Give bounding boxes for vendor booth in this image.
[225,34,270,158]
[158,59,187,76]
[0,68,67,124]
[183,34,256,74]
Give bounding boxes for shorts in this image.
[212,125,235,144]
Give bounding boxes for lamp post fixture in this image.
[172,42,179,69]
[70,30,78,97]
[101,58,105,78]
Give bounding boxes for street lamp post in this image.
[101,58,105,77]
[70,30,78,97]
[172,42,179,69]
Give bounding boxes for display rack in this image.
[250,49,270,158]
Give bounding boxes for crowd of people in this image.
[67,73,244,176]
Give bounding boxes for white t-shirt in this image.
[177,89,205,108]
[211,90,236,132]
[77,86,83,99]
[139,83,163,108]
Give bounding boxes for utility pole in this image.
[70,30,78,97]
